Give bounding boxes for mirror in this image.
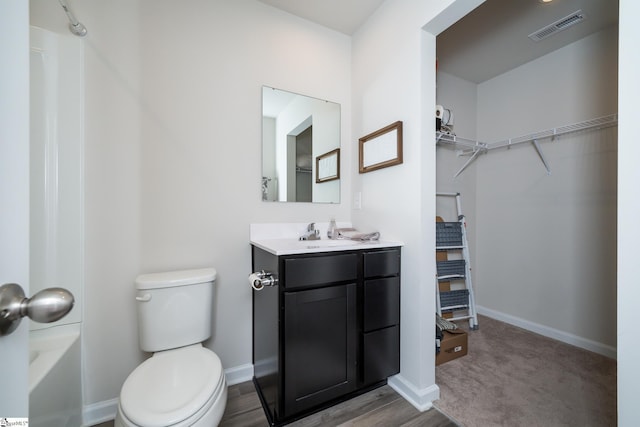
[262,87,341,203]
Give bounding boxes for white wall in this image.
[617,0,640,423]
[26,0,640,422]
[137,0,352,384]
[32,0,352,415]
[31,0,484,414]
[31,0,144,409]
[351,0,483,409]
[353,0,433,408]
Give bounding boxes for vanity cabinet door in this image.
[283,283,357,418]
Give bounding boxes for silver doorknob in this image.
[0,283,75,336]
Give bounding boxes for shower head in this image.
[58,0,88,37]
[69,21,87,37]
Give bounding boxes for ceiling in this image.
[257,0,386,35]
[258,0,618,83]
[437,0,619,83]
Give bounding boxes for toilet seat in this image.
[120,344,224,427]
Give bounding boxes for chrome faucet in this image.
[299,222,321,241]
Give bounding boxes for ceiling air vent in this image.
[528,10,586,42]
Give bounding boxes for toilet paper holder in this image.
[249,270,278,291]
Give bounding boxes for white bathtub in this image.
[29,323,82,427]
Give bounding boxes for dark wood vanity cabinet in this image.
[252,246,401,426]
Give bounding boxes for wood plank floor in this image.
[220,381,459,427]
[92,381,459,426]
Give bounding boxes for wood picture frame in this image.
[359,121,403,174]
[316,148,340,183]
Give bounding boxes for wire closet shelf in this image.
[436,113,618,177]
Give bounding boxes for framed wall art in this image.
[359,121,403,174]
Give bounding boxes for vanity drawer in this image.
[284,253,358,289]
[362,325,400,385]
[363,277,400,332]
[363,249,400,278]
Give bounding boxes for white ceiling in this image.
[258,0,618,83]
[257,0,386,35]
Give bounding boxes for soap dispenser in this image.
[327,218,337,239]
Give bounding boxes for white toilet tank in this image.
[135,268,216,353]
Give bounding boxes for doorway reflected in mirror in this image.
[262,86,340,203]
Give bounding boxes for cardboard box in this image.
[436,330,468,365]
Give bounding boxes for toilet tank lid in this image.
[135,268,217,290]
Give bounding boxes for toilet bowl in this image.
[115,345,227,427]
[114,268,227,427]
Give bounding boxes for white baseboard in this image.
[224,363,254,386]
[82,397,118,426]
[387,374,440,412]
[82,364,255,426]
[476,305,617,360]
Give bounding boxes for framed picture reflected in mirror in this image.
[316,148,340,183]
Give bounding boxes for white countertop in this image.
[251,238,403,256]
[250,222,402,255]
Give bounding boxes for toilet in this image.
[115,268,227,427]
